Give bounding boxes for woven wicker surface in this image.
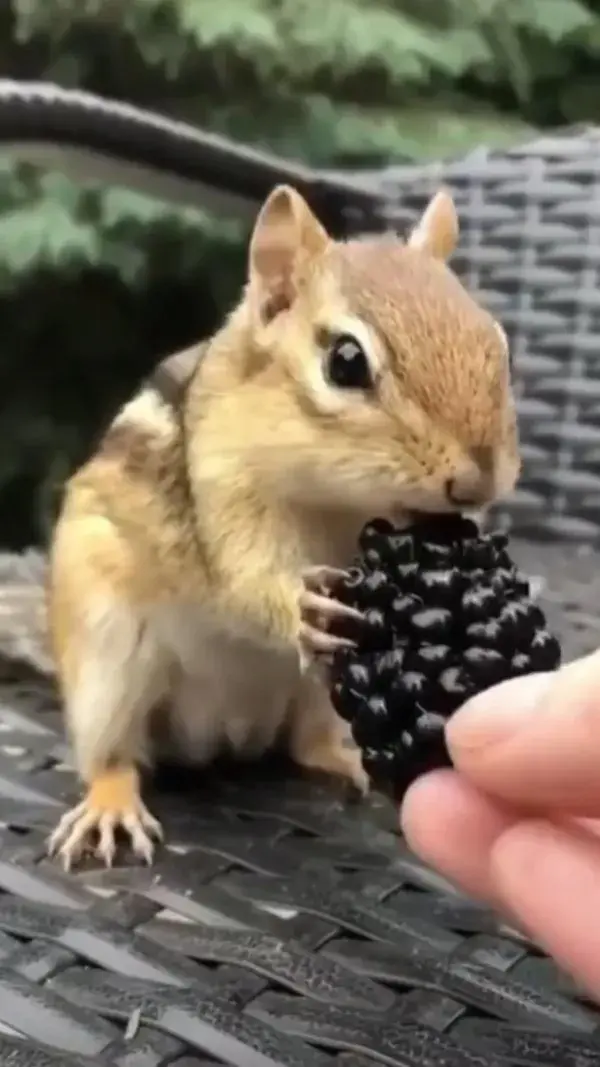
[512,537,600,659]
[0,538,595,1066]
[346,128,600,549]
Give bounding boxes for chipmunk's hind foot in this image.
[47,767,163,870]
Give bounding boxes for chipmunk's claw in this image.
[298,565,362,667]
[48,800,163,871]
[299,620,355,655]
[302,565,349,590]
[300,587,363,623]
[47,768,163,871]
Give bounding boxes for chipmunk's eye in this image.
[326,334,373,390]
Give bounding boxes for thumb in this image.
[445,650,600,814]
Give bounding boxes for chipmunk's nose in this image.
[446,447,496,508]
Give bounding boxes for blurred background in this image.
[0,0,598,547]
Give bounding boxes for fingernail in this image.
[446,671,555,751]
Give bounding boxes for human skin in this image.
[401,650,600,1000]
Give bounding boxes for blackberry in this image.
[328,515,561,800]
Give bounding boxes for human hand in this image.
[401,649,600,999]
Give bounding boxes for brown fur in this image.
[17,185,520,868]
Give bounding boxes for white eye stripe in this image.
[305,315,380,414]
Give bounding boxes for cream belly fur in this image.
[155,603,301,763]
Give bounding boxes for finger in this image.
[491,818,600,1000]
[446,650,600,814]
[401,768,518,903]
[573,817,600,839]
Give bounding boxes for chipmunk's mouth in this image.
[410,506,485,529]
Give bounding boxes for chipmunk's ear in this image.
[408,189,458,261]
[248,185,330,323]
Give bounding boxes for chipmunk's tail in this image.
[0,549,54,680]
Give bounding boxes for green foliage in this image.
[1,0,600,544]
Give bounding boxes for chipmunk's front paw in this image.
[47,767,163,871]
[298,566,362,668]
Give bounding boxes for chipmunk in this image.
[3,184,520,870]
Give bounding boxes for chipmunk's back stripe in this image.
[99,419,155,466]
[100,342,205,457]
[97,343,207,481]
[148,343,203,411]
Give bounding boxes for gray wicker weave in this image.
[354,128,600,550]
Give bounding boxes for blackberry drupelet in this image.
[328,515,561,800]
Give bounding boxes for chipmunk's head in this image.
[244,184,519,518]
